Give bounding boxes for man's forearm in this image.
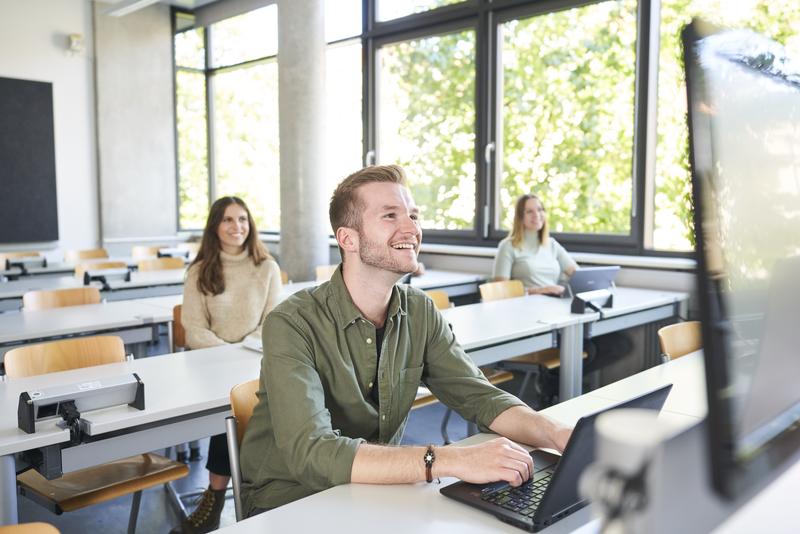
[489,406,571,452]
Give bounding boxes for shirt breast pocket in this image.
[394,364,425,418]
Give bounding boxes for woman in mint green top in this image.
[493,194,577,296]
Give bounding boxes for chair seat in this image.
[17,453,189,514]
[411,368,515,409]
[504,348,589,370]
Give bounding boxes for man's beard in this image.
[357,230,416,275]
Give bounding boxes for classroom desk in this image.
[0,270,186,312]
[214,355,705,534]
[0,255,186,280]
[0,299,176,364]
[0,344,262,524]
[408,270,486,299]
[441,287,688,401]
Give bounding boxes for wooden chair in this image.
[425,289,452,310]
[280,270,289,284]
[172,304,186,352]
[0,523,60,534]
[22,287,101,311]
[225,379,260,522]
[658,321,702,362]
[74,261,127,280]
[315,264,338,282]
[414,289,514,443]
[478,280,582,404]
[479,279,525,301]
[4,336,189,533]
[0,251,41,268]
[137,257,184,272]
[64,248,108,264]
[131,245,164,259]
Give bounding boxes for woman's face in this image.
[522,198,546,232]
[216,203,250,254]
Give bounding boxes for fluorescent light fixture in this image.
[104,0,162,17]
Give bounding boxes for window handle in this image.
[484,142,495,165]
[365,150,376,166]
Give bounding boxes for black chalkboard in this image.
[0,76,59,243]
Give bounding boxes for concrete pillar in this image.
[278,0,329,282]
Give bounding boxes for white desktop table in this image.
[215,354,707,534]
[0,344,262,524]
[441,287,688,400]
[0,255,186,280]
[0,269,187,312]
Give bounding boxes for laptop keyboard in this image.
[481,472,552,518]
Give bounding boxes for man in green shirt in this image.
[239,164,572,517]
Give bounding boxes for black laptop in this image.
[440,383,673,531]
[568,266,620,295]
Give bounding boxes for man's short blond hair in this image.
[329,164,408,234]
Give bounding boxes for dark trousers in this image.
[206,433,231,477]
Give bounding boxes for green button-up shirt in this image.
[239,267,525,514]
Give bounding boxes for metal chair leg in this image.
[127,490,142,534]
[440,408,453,445]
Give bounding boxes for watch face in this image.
[425,452,434,463]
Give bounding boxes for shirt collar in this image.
[327,264,408,330]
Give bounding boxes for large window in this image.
[174,1,363,231]
[377,28,476,230]
[175,0,800,255]
[497,1,637,236]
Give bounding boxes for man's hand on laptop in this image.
[436,437,534,487]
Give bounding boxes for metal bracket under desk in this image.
[466,330,556,368]
[59,408,229,475]
[585,303,678,338]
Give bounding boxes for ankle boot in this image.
[169,486,226,533]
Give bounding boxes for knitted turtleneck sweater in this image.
[182,249,282,349]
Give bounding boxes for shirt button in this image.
[366,338,373,344]
[368,382,373,389]
[381,414,386,421]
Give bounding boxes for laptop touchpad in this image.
[531,450,560,472]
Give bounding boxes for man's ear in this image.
[336,226,358,255]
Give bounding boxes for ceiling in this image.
[96,0,221,17]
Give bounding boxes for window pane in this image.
[325,40,363,213]
[378,29,476,230]
[210,5,278,68]
[377,0,465,22]
[498,0,637,235]
[654,0,800,251]
[175,27,205,69]
[176,70,209,229]
[212,61,280,231]
[326,0,362,42]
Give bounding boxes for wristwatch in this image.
[424,444,435,483]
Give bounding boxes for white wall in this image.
[0,0,99,251]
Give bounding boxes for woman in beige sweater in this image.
[172,196,281,534]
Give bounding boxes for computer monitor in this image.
[684,19,800,499]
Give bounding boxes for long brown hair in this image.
[509,194,549,249]
[192,196,271,296]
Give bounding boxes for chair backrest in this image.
[0,251,40,267]
[3,335,126,378]
[479,279,525,301]
[315,264,338,282]
[657,321,702,361]
[425,290,451,310]
[64,248,108,264]
[226,378,260,523]
[173,304,186,351]
[74,261,127,280]
[280,270,289,284]
[0,523,61,534]
[22,287,102,311]
[131,245,164,259]
[137,257,184,272]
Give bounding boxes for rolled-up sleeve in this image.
[262,312,364,490]
[420,300,525,431]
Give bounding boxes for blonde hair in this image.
[509,194,549,249]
